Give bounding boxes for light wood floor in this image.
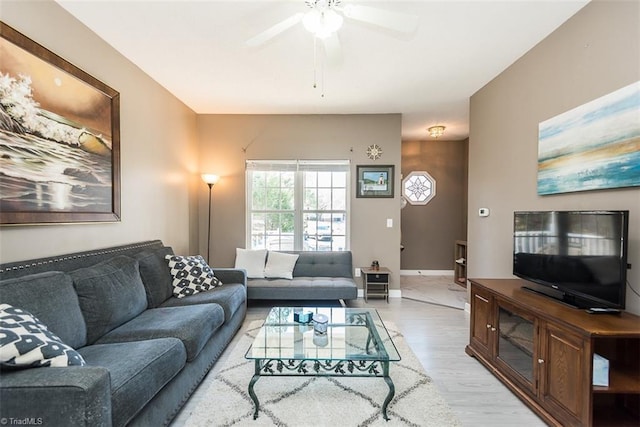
[173,297,547,427]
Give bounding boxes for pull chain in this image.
[313,37,317,89]
[321,50,325,98]
[312,36,325,97]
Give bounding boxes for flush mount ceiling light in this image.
[428,126,446,138]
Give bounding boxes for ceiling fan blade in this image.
[322,33,342,66]
[342,4,418,34]
[245,13,304,47]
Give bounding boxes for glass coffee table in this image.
[245,307,401,420]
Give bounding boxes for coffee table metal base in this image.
[248,358,395,421]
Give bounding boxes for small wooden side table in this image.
[361,267,391,303]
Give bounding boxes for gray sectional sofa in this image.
[0,240,247,427]
[247,251,358,301]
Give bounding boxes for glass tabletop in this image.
[245,307,400,362]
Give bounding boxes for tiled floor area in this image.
[400,274,468,309]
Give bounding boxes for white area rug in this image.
[181,321,461,427]
[401,275,467,310]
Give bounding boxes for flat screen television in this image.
[513,210,629,310]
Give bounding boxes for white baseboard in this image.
[400,269,454,276]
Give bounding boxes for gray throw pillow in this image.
[69,256,147,344]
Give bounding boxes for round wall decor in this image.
[366,144,383,160]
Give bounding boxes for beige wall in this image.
[401,139,468,270]
[0,0,200,262]
[197,114,402,290]
[468,0,640,314]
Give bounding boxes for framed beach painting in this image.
[0,22,120,225]
[537,81,640,196]
[356,165,394,198]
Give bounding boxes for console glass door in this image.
[497,306,535,384]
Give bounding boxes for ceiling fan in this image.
[245,0,419,63]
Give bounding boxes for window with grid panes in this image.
[246,160,349,251]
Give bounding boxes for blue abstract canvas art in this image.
[538,81,640,195]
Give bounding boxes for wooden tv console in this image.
[466,278,640,426]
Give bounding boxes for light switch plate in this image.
[387,218,393,228]
[355,268,361,277]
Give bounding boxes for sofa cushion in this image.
[160,283,246,322]
[291,251,353,278]
[248,277,358,300]
[265,251,299,279]
[0,304,86,369]
[133,246,175,308]
[78,338,185,427]
[69,256,148,345]
[235,248,267,278]
[165,255,221,298]
[0,271,87,349]
[95,304,224,361]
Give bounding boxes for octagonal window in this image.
[402,171,436,205]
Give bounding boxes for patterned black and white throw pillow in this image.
[0,304,86,369]
[165,255,222,298]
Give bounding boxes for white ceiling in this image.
[56,0,590,141]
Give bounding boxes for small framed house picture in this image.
[356,165,394,198]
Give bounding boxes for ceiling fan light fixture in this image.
[428,125,446,138]
[303,9,343,39]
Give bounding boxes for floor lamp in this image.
[201,174,219,264]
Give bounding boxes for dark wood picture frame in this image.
[356,165,395,198]
[0,22,120,225]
